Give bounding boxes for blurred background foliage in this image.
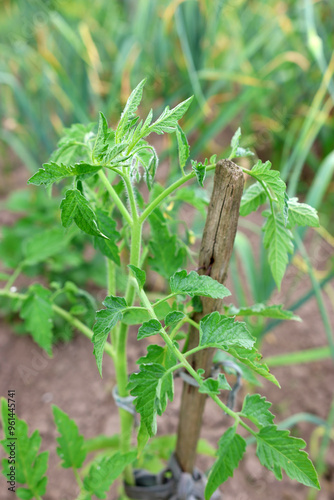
[0,0,333,223]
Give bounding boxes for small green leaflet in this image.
[116,79,146,140]
[205,427,246,500]
[251,160,286,213]
[240,182,266,216]
[128,264,146,289]
[128,363,174,450]
[176,124,190,173]
[23,227,74,266]
[52,405,86,469]
[92,112,109,160]
[191,160,206,187]
[256,426,320,489]
[286,197,319,228]
[94,210,121,265]
[225,303,300,321]
[263,210,294,290]
[240,394,275,428]
[229,128,254,158]
[148,96,193,135]
[28,162,102,187]
[199,312,255,350]
[170,270,231,299]
[227,346,280,387]
[164,311,186,327]
[92,296,127,376]
[198,374,231,395]
[0,398,49,499]
[60,189,107,238]
[137,319,162,340]
[83,452,136,499]
[20,284,54,356]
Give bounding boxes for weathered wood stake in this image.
[175,159,244,473]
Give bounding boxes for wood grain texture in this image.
[175,159,244,473]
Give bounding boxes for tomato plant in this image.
[0,81,321,499]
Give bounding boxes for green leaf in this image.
[256,425,320,488]
[128,264,146,290]
[94,210,121,265]
[83,452,136,499]
[198,373,231,395]
[137,344,177,370]
[0,398,48,497]
[137,319,162,340]
[251,160,286,213]
[240,394,275,428]
[225,303,301,321]
[240,182,266,216]
[286,197,320,228]
[164,311,186,327]
[93,112,109,159]
[117,79,146,139]
[60,189,106,238]
[230,127,241,158]
[176,124,190,172]
[92,296,127,376]
[191,160,206,187]
[52,405,86,469]
[28,162,102,187]
[263,211,294,290]
[227,346,280,387]
[199,312,255,350]
[20,284,54,356]
[148,96,193,135]
[205,427,246,500]
[170,270,231,299]
[23,227,74,265]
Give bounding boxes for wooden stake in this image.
[175,159,244,473]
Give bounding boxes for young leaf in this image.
[191,160,206,187]
[263,211,294,290]
[286,197,320,228]
[128,264,146,290]
[128,363,174,447]
[92,296,127,376]
[0,398,49,498]
[227,346,280,387]
[199,312,255,350]
[60,189,107,238]
[176,124,190,173]
[92,112,109,159]
[240,394,275,428]
[94,210,121,265]
[170,270,231,299]
[148,96,193,135]
[225,303,301,321]
[52,405,86,469]
[137,344,177,370]
[137,319,162,340]
[83,452,136,499]
[230,127,241,158]
[240,182,266,216]
[116,79,146,139]
[205,427,246,500]
[251,160,286,213]
[164,311,186,327]
[20,284,54,356]
[256,426,320,489]
[198,373,231,395]
[27,162,102,187]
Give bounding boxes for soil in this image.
[0,161,334,500]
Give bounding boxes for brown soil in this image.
[0,162,334,500]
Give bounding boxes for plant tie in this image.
[112,385,138,426]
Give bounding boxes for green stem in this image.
[153,293,179,308]
[0,289,115,359]
[107,258,117,347]
[139,164,216,223]
[73,468,84,490]
[98,170,132,225]
[4,263,24,292]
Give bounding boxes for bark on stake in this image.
[175,159,244,473]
